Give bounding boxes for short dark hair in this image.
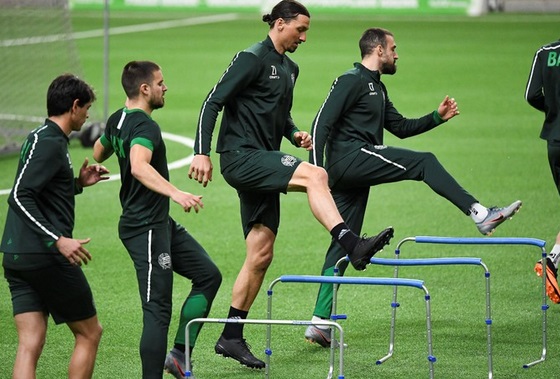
[46,74,95,117]
[121,60,161,99]
[262,0,310,28]
[359,28,393,58]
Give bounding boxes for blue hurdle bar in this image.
[368,256,492,379]
[395,236,547,370]
[267,275,435,379]
[184,318,344,379]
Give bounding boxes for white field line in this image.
[0,131,194,196]
[0,13,239,47]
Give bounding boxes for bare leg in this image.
[67,316,103,379]
[12,312,48,379]
[287,162,343,231]
[231,224,275,311]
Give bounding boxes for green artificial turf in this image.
[1,9,560,379]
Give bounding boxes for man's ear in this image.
[276,18,285,31]
[71,98,81,113]
[139,83,150,96]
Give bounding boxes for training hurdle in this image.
[184,318,344,379]
[267,275,435,379]
[367,256,493,378]
[390,236,547,371]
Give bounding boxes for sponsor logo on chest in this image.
[368,82,378,96]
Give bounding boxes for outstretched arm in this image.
[131,144,203,213]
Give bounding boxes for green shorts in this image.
[4,262,96,324]
[220,150,303,237]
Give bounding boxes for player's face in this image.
[379,35,398,75]
[279,14,310,54]
[148,70,167,110]
[71,101,93,132]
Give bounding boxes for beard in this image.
[380,61,397,75]
[150,96,165,110]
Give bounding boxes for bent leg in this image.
[12,312,48,379]
[287,162,344,231]
[67,316,103,379]
[170,222,222,348]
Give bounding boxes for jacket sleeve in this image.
[194,51,260,155]
[284,65,300,146]
[309,75,360,167]
[8,138,63,243]
[383,83,442,139]
[525,49,546,111]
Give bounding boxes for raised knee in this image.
[308,165,328,186]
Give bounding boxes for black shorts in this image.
[4,262,96,324]
[220,150,303,237]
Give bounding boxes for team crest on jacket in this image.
[281,154,297,167]
[368,82,378,96]
[158,253,172,269]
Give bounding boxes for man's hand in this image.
[294,131,312,151]
[437,95,460,121]
[78,157,110,187]
[188,154,213,187]
[171,191,204,213]
[56,236,92,266]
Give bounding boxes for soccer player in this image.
[526,38,560,304]
[304,27,523,347]
[189,0,393,369]
[1,74,107,379]
[93,61,222,379]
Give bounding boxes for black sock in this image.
[330,222,359,253]
[222,306,248,340]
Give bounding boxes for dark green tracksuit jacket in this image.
[310,62,442,180]
[195,36,300,155]
[525,39,560,195]
[2,119,81,270]
[525,39,560,141]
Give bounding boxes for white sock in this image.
[312,315,329,330]
[469,203,488,223]
[549,244,560,267]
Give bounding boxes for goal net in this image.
[0,0,100,156]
